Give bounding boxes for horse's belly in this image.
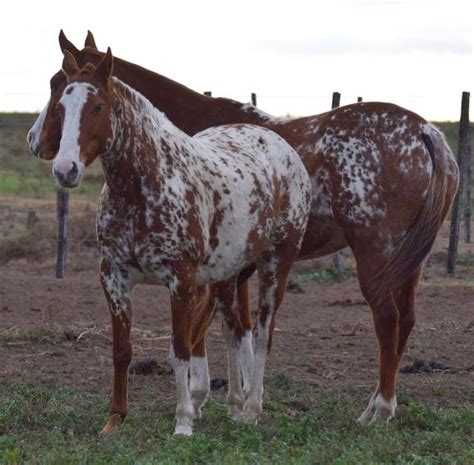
[196,253,248,285]
[196,237,266,285]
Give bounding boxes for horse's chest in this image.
[97,203,136,262]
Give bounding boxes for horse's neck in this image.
[81,49,283,134]
[109,56,278,134]
[101,80,193,194]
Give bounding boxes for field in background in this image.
[0,114,473,464]
[0,113,470,201]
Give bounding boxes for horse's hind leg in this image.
[243,242,298,424]
[213,279,248,419]
[357,292,400,425]
[358,263,423,425]
[190,337,210,420]
[237,279,254,397]
[356,254,401,425]
[99,258,134,434]
[395,267,421,359]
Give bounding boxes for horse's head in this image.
[27,30,100,160]
[52,47,114,188]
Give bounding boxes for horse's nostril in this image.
[69,162,79,180]
[53,168,64,181]
[27,132,34,145]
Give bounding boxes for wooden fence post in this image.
[447,91,470,274]
[56,188,69,278]
[463,112,472,243]
[251,92,257,107]
[331,92,343,272]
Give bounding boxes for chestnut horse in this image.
[52,48,310,435]
[28,31,459,425]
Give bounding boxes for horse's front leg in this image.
[169,273,198,436]
[100,258,134,434]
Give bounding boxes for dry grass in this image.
[0,203,97,264]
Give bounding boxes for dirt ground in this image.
[0,196,473,413]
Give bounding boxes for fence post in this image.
[463,113,472,243]
[447,91,470,274]
[251,92,257,107]
[204,91,212,97]
[331,91,343,272]
[357,97,363,102]
[56,188,69,278]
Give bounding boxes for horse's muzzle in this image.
[53,161,82,188]
[27,130,42,157]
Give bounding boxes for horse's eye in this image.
[94,104,102,113]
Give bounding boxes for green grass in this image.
[0,116,469,202]
[0,375,472,464]
[0,169,103,200]
[0,117,103,200]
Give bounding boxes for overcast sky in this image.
[0,0,472,120]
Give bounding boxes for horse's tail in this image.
[368,125,458,304]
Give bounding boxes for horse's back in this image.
[194,123,301,173]
[192,123,310,284]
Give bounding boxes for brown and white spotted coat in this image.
[29,31,459,426]
[52,49,311,435]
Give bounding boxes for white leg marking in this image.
[169,347,194,436]
[243,323,268,424]
[190,355,210,419]
[239,330,254,397]
[357,385,379,425]
[372,393,397,424]
[358,383,397,425]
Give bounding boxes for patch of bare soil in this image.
[0,200,473,414]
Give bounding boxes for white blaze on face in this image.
[27,100,49,155]
[53,82,98,180]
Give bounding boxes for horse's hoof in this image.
[357,394,396,426]
[191,390,209,420]
[227,392,245,420]
[228,406,246,422]
[369,408,395,424]
[174,424,193,436]
[242,401,261,424]
[101,414,123,434]
[231,413,245,422]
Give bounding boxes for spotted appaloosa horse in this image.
[52,48,311,435]
[28,31,459,425]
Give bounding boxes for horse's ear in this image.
[95,47,114,84]
[62,50,79,78]
[84,30,98,50]
[59,30,79,57]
